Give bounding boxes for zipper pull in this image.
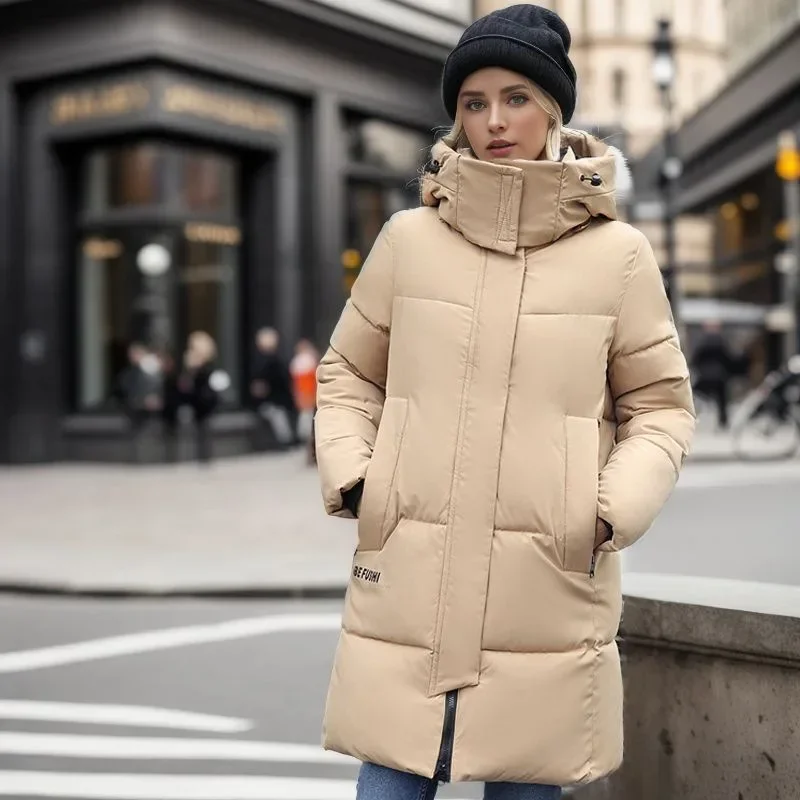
[589,552,597,579]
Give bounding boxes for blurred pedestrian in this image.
[114,342,162,463]
[180,331,220,463]
[158,349,182,462]
[314,5,695,799]
[691,319,736,430]
[251,327,298,448]
[290,338,319,445]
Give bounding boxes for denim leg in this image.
[356,762,439,800]
[484,781,562,800]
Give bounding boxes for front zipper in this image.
[433,690,458,782]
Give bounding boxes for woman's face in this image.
[458,68,551,162]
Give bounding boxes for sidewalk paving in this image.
[0,428,794,596]
[0,451,354,596]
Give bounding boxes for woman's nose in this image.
[488,105,507,132]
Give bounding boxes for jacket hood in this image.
[421,131,632,254]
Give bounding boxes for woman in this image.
[181,331,220,463]
[315,5,695,799]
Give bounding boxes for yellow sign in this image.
[184,223,242,246]
[51,83,150,125]
[161,85,287,133]
[776,131,800,181]
[341,249,362,269]
[774,219,799,242]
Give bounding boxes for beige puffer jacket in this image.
[315,132,695,787]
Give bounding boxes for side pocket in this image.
[563,416,600,574]
[357,397,408,552]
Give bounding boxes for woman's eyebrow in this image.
[460,83,528,98]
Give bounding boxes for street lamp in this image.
[652,18,681,326]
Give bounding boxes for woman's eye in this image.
[466,100,485,112]
[509,94,528,106]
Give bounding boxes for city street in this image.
[631,457,800,587]
[1,443,799,596]
[1,452,798,799]
[0,596,483,799]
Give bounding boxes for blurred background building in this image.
[635,0,800,377]
[2,0,799,465]
[0,0,466,463]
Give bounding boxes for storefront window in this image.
[344,182,418,293]
[76,142,241,410]
[84,144,169,213]
[346,115,429,174]
[711,174,780,307]
[77,236,131,409]
[180,237,240,403]
[178,150,238,215]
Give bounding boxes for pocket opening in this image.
[563,415,600,574]
[356,397,408,552]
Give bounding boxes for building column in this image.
[311,90,346,347]
[10,84,67,462]
[0,81,13,462]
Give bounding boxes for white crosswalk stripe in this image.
[0,700,367,799]
[0,701,253,733]
[0,732,355,764]
[0,771,361,799]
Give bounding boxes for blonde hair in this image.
[440,80,580,162]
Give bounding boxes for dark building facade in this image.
[0,0,450,462]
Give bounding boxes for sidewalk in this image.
[0,451,354,597]
[0,429,786,597]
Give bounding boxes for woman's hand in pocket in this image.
[594,518,613,552]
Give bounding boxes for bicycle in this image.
[730,355,800,461]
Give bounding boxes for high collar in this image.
[421,131,631,255]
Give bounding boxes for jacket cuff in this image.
[341,480,364,518]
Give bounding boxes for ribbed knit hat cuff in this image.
[442,34,577,123]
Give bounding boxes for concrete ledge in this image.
[576,582,800,800]
[622,573,800,664]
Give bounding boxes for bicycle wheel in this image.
[732,406,800,461]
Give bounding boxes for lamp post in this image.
[652,18,681,327]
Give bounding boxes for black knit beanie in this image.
[442,4,577,124]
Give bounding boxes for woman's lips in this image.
[487,143,515,157]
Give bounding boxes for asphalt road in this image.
[0,596,484,800]
[628,459,800,586]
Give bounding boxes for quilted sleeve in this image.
[597,233,695,551]
[315,219,395,518]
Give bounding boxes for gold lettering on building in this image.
[184,223,242,246]
[51,83,150,125]
[82,237,124,260]
[162,85,286,132]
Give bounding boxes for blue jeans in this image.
[356,762,562,800]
